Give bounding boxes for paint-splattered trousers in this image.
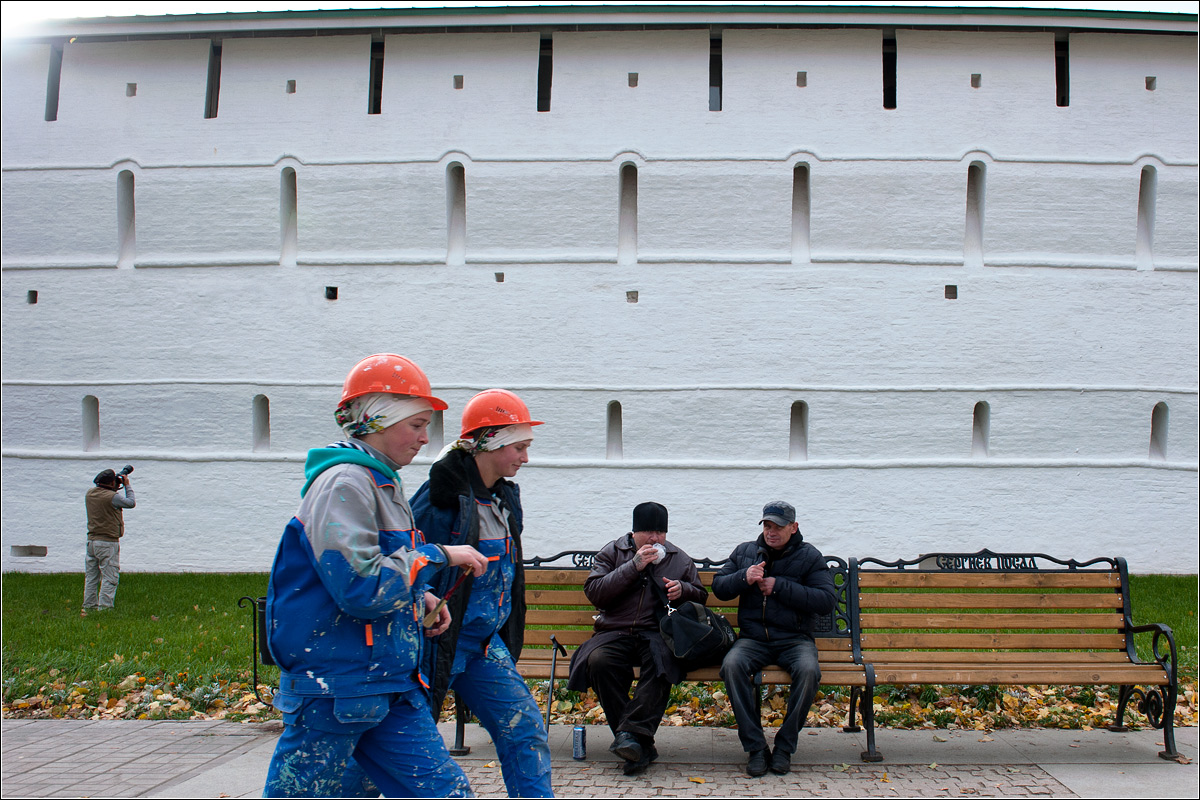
[449,652,554,797]
[263,689,473,798]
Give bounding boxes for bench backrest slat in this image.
[859,632,1126,650]
[857,572,1120,589]
[860,592,1123,610]
[859,612,1126,630]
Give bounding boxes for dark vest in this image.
[86,487,124,541]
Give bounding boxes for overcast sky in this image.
[2,0,1196,39]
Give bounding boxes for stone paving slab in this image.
[3,719,1195,798]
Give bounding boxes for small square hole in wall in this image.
[453,75,464,90]
[494,272,505,283]
[27,290,38,304]
[126,83,137,97]
[286,79,296,94]
[325,286,338,300]
[796,71,807,87]
[1145,76,1157,91]
[628,72,639,88]
[626,291,639,303]
[970,73,981,89]
[945,285,958,300]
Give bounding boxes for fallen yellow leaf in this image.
[689,777,706,784]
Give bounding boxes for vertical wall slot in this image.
[453,74,464,90]
[796,71,807,87]
[83,395,100,451]
[45,44,63,121]
[1136,165,1157,270]
[537,36,553,111]
[1149,402,1168,461]
[1055,36,1069,107]
[709,36,723,111]
[429,410,444,453]
[117,170,136,268]
[972,401,990,457]
[964,161,986,268]
[252,394,271,452]
[447,162,467,265]
[280,167,298,266]
[628,72,638,88]
[204,42,222,119]
[1145,76,1157,91]
[368,39,384,114]
[970,73,981,89]
[126,83,137,97]
[27,290,38,304]
[882,35,897,109]
[945,284,958,299]
[618,163,638,265]
[606,401,623,459]
[789,401,809,462]
[791,163,811,265]
[286,80,296,94]
[324,286,338,300]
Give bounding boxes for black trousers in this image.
[585,633,672,742]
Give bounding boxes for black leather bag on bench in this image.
[650,571,736,668]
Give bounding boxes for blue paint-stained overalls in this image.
[263,442,474,799]
[445,497,553,798]
[412,450,553,798]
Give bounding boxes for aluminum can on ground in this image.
[572,725,586,760]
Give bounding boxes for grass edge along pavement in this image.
[2,572,1196,730]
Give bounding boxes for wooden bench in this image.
[450,551,877,759]
[851,549,1180,761]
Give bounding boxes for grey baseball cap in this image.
[760,501,796,527]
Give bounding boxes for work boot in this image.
[610,731,643,763]
[746,748,770,777]
[769,746,792,775]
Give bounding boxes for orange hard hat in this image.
[339,353,448,410]
[461,389,543,437]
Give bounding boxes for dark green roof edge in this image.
[52,4,1200,27]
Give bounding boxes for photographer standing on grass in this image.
[82,466,135,616]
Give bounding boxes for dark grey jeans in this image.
[719,635,820,756]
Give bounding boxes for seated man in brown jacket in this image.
[565,502,707,775]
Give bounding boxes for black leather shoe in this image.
[746,748,770,777]
[646,743,659,764]
[610,731,643,763]
[769,747,792,775]
[622,754,652,775]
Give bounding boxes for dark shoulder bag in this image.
[649,568,736,669]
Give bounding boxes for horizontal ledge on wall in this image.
[2,257,116,271]
[299,254,445,266]
[985,256,1137,270]
[133,255,279,268]
[4,154,1197,173]
[5,380,1195,395]
[812,253,964,266]
[639,253,791,264]
[3,450,1196,472]
[466,253,618,265]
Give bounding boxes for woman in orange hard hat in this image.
[264,354,488,798]
[412,389,553,798]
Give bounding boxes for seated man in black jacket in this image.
[565,502,707,775]
[713,501,837,778]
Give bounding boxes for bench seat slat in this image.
[859,612,1125,630]
[857,572,1120,589]
[859,593,1123,610]
[859,650,1134,664]
[868,666,1168,685]
[860,632,1127,649]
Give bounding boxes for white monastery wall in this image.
[2,18,1196,574]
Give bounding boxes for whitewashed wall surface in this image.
[2,9,1197,574]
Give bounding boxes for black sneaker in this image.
[769,747,791,775]
[610,731,643,763]
[746,748,770,777]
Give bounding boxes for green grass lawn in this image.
[2,571,1195,721]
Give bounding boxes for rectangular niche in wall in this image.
[965,161,986,268]
[280,167,298,266]
[1136,165,1157,270]
[618,164,637,265]
[789,401,809,461]
[117,171,136,268]
[972,401,990,457]
[429,410,444,453]
[446,162,466,265]
[83,395,100,451]
[252,394,271,451]
[537,36,553,111]
[368,39,384,114]
[204,42,222,118]
[1149,402,1168,461]
[792,164,811,265]
[606,401,623,459]
[45,44,63,121]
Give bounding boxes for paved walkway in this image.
[1,719,1195,798]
